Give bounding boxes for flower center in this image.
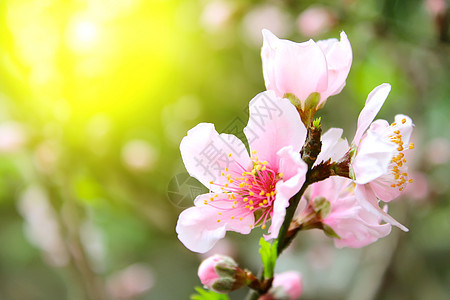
[207,150,282,229]
[388,118,414,191]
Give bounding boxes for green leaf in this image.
[283,93,301,109]
[259,237,278,279]
[190,287,230,300]
[322,224,341,239]
[304,92,320,110]
[312,117,321,129]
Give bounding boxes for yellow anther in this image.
[252,150,257,154]
[261,224,266,229]
[408,179,413,183]
[397,147,403,151]
[255,165,261,171]
[232,206,235,209]
[390,184,396,188]
[392,122,397,126]
[249,192,254,196]
[259,203,263,207]
[402,118,406,124]
[243,197,248,202]
[266,193,270,197]
[239,182,245,188]
[228,153,232,157]
[226,174,231,179]
[394,130,400,134]
[209,181,213,184]
[215,194,219,198]
[245,205,249,208]
[263,200,268,204]
[225,168,229,172]
[409,143,414,149]
[263,161,268,165]
[218,212,222,215]
[260,191,265,196]
[224,183,229,187]
[231,216,235,220]
[221,172,225,176]
[229,179,234,184]
[270,191,275,196]
[210,197,214,201]
[262,166,267,171]
[278,173,284,178]
[250,206,254,210]
[249,200,253,205]
[248,185,252,189]
[239,217,243,221]
[233,201,237,205]
[217,219,221,223]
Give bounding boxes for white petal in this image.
[180,123,251,191]
[353,83,391,145]
[314,127,349,166]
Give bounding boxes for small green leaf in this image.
[259,238,278,279]
[283,93,301,109]
[304,92,320,110]
[322,224,341,239]
[190,287,230,300]
[312,117,321,129]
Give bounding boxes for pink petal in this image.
[177,193,254,253]
[354,184,408,231]
[180,123,251,192]
[264,146,307,240]
[244,91,306,170]
[318,31,353,102]
[353,83,391,145]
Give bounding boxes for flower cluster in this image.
[177,29,415,299]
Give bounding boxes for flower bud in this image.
[259,271,303,300]
[197,254,246,293]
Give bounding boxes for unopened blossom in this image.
[350,83,414,231]
[259,271,303,300]
[261,29,352,110]
[304,176,392,248]
[176,91,308,253]
[198,254,245,293]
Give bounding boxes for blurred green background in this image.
[0,0,449,299]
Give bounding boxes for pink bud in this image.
[198,254,243,293]
[261,29,352,110]
[260,271,303,300]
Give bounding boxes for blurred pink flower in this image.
[351,84,414,231]
[176,91,308,253]
[297,5,337,37]
[261,29,352,109]
[260,271,303,300]
[426,0,448,16]
[106,264,154,299]
[306,177,392,248]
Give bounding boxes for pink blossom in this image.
[307,177,392,248]
[297,5,337,37]
[260,271,303,300]
[351,84,414,231]
[176,91,308,253]
[261,29,352,109]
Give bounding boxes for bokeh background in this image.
[0,0,449,299]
